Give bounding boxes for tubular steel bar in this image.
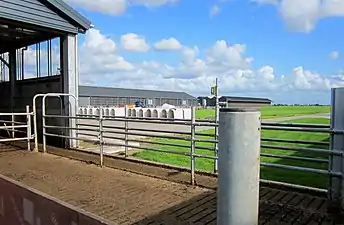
[329,87,344,210]
[260,153,329,163]
[41,93,77,153]
[26,105,31,151]
[99,108,104,167]
[124,105,129,157]
[217,108,261,225]
[261,162,342,177]
[190,106,196,185]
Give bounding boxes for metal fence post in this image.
[11,114,15,138]
[99,108,104,167]
[329,87,344,211]
[26,105,31,151]
[124,105,129,157]
[42,102,47,153]
[217,108,261,225]
[214,79,219,173]
[190,106,196,185]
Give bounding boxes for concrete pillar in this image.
[61,34,78,148]
[217,108,261,225]
[9,49,16,111]
[329,87,344,211]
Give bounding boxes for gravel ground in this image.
[0,143,342,224]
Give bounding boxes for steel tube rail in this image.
[0,137,32,142]
[102,130,191,141]
[26,105,31,151]
[44,125,99,132]
[262,122,330,128]
[103,117,191,125]
[44,132,99,143]
[0,125,28,129]
[261,137,329,146]
[217,108,261,225]
[41,93,77,153]
[76,132,99,138]
[261,144,342,155]
[104,115,191,122]
[99,109,104,167]
[0,112,33,116]
[44,115,99,120]
[0,120,25,125]
[260,179,328,194]
[127,127,191,136]
[260,162,342,177]
[190,107,196,185]
[260,153,329,163]
[262,125,330,133]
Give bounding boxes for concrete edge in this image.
[0,173,117,225]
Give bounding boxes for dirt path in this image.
[0,143,341,224]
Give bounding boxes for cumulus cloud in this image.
[329,51,339,59]
[75,29,343,97]
[154,38,182,51]
[65,0,127,15]
[254,0,344,33]
[120,33,150,52]
[65,0,179,15]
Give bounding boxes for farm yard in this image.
[132,106,332,189]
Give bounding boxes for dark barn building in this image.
[79,86,198,107]
[198,96,272,108]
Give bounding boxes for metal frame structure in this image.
[0,106,33,150]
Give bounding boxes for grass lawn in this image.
[196,105,331,119]
[133,117,331,189]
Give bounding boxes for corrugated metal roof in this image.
[79,86,196,99]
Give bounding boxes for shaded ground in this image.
[0,143,342,224]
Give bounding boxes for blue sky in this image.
[61,0,344,104]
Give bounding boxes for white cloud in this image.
[76,29,343,101]
[154,38,182,51]
[65,0,127,15]
[210,5,221,17]
[120,33,150,52]
[65,0,178,15]
[254,0,344,33]
[329,51,339,59]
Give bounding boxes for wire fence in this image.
[40,107,338,194]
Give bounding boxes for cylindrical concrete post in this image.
[217,108,261,225]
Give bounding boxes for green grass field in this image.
[134,117,330,189]
[196,105,331,119]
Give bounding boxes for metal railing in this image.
[40,106,342,194]
[0,105,33,150]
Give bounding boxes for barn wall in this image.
[0,75,68,148]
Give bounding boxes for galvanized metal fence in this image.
[0,106,32,150]
[2,94,339,207]
[39,105,341,195]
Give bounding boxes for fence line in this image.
[40,107,340,195]
[0,105,33,150]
